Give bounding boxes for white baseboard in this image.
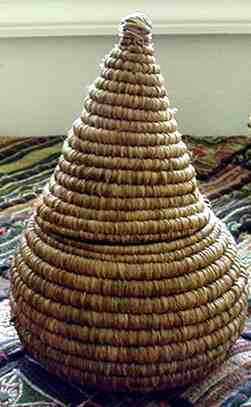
[1,0,251,38]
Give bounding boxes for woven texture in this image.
[11,13,248,392]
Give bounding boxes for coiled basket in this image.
[11,12,248,392]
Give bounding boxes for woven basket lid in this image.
[11,12,248,392]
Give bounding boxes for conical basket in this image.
[11,13,248,392]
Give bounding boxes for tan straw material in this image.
[11,12,248,392]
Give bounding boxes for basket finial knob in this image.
[119,12,152,45]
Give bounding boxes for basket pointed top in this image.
[119,12,152,45]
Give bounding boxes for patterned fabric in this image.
[0,135,251,406]
[0,137,63,300]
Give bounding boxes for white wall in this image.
[1,34,251,138]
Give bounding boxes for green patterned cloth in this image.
[0,135,251,407]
